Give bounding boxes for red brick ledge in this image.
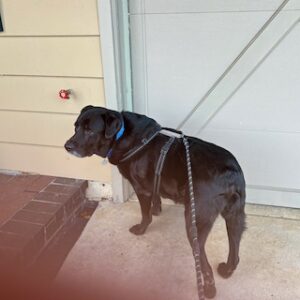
[0,177,88,269]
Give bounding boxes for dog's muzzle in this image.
[64,141,83,158]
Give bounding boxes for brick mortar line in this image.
[28,199,87,268]
[1,217,51,227]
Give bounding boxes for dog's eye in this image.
[84,128,94,135]
[82,121,94,135]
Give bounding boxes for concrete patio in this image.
[56,200,300,300]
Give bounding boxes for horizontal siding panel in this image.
[129,0,300,14]
[0,77,105,113]
[199,129,300,190]
[0,0,99,36]
[0,111,77,147]
[0,37,102,77]
[0,143,111,182]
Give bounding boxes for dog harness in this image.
[106,119,205,300]
[151,133,175,206]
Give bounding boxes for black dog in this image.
[65,106,246,298]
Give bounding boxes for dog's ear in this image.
[80,105,94,114]
[105,111,122,139]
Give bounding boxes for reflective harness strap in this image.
[118,129,161,164]
[152,135,175,207]
[150,129,205,300]
[115,126,205,300]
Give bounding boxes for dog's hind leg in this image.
[218,194,246,278]
[184,207,217,299]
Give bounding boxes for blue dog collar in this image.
[106,117,125,159]
[115,120,125,141]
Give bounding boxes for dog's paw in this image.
[151,205,162,216]
[204,284,217,299]
[217,262,234,279]
[129,224,147,235]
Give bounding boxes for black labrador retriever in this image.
[65,106,246,298]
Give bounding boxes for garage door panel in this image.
[0,37,103,77]
[0,77,105,113]
[131,12,270,126]
[0,0,99,36]
[0,143,111,182]
[130,1,300,207]
[129,0,300,14]
[0,111,76,147]
[207,22,300,133]
[247,187,300,208]
[200,128,300,190]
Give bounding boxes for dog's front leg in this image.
[130,193,152,235]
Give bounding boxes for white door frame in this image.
[97,0,133,202]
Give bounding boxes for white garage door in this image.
[129,0,300,208]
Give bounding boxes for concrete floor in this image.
[56,201,300,300]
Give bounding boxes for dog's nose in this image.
[64,141,75,152]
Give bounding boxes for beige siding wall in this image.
[0,0,111,182]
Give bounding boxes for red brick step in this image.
[0,176,88,269]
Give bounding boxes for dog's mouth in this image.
[65,147,94,158]
[68,150,84,158]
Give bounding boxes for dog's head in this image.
[64,106,123,158]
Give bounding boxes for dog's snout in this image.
[65,140,75,152]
